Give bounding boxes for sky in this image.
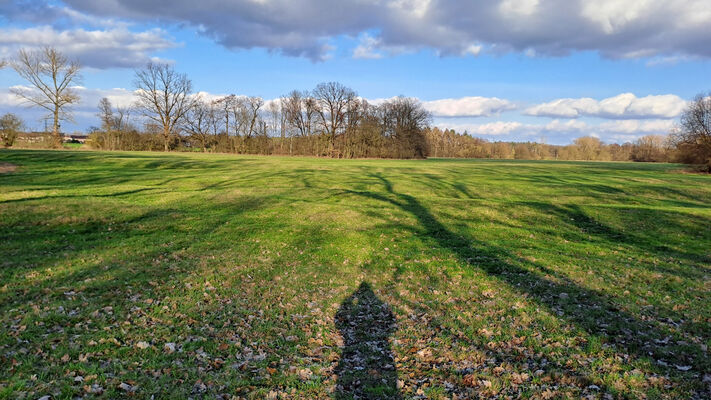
[1,0,710,144]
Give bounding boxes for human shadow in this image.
[334,282,400,400]
[343,173,709,395]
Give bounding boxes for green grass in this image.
[1,149,709,399]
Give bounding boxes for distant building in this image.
[17,132,49,144]
[63,134,88,143]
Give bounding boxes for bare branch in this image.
[133,62,194,151]
[10,47,82,147]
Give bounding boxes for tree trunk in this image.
[163,127,170,152]
[52,108,62,148]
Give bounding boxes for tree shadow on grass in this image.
[520,201,711,277]
[345,173,709,396]
[334,282,400,400]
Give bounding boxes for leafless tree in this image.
[183,95,219,152]
[266,101,282,137]
[630,135,669,162]
[672,93,711,169]
[98,98,114,131]
[313,82,357,152]
[237,96,264,138]
[10,47,82,147]
[213,95,237,135]
[134,62,194,151]
[96,97,134,150]
[282,90,313,137]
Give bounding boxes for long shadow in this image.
[334,282,400,400]
[522,201,711,271]
[345,174,709,395]
[0,187,160,204]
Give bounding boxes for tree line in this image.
[1,47,710,169]
[93,63,430,158]
[424,130,675,162]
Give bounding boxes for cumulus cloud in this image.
[597,119,676,134]
[5,0,694,61]
[0,85,138,130]
[423,96,516,117]
[436,118,675,142]
[353,34,385,59]
[0,26,177,69]
[1,85,136,112]
[524,93,687,119]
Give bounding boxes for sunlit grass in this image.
[1,150,709,399]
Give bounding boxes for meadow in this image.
[1,150,709,399]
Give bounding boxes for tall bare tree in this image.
[313,82,357,153]
[134,62,194,151]
[10,47,81,147]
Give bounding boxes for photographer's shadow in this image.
[334,282,400,399]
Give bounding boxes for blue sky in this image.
[1,0,710,144]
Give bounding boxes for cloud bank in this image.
[438,118,676,141]
[0,26,177,69]
[524,93,687,119]
[17,0,702,61]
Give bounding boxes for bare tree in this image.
[672,93,711,169]
[266,100,283,150]
[98,98,114,131]
[10,47,82,147]
[96,97,133,150]
[313,82,357,153]
[183,95,219,152]
[213,95,237,135]
[237,96,264,138]
[630,135,669,162]
[281,90,313,137]
[134,62,194,151]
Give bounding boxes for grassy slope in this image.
[0,150,709,399]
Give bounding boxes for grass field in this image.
[1,150,710,399]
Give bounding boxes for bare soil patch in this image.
[0,162,17,174]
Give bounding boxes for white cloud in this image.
[499,0,540,18]
[598,119,675,134]
[423,96,516,117]
[73,86,137,108]
[580,0,651,35]
[525,93,687,119]
[435,118,675,141]
[0,85,138,131]
[353,34,385,59]
[28,0,708,61]
[437,121,524,135]
[0,25,177,69]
